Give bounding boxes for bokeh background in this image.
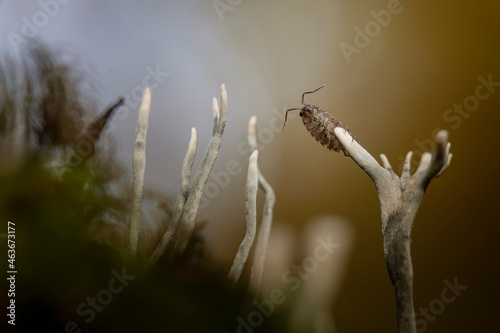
[1,0,499,332]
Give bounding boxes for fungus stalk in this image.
[127,88,152,257]
[334,127,452,333]
[143,127,197,269]
[172,84,228,256]
[228,150,259,285]
[247,116,276,294]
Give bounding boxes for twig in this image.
[172,84,228,255]
[54,96,124,181]
[127,88,152,257]
[247,116,276,294]
[78,96,125,156]
[228,150,259,285]
[334,127,452,333]
[143,128,198,269]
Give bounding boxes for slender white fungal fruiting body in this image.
[172,84,228,256]
[143,127,198,269]
[228,150,259,284]
[127,88,152,257]
[247,116,276,295]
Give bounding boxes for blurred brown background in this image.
[202,1,500,332]
[2,0,499,332]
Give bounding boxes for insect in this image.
[282,85,354,156]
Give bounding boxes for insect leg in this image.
[338,122,355,142]
[341,148,351,157]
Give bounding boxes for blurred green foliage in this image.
[0,42,288,333]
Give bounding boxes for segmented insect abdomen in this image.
[301,106,352,155]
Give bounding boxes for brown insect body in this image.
[283,85,354,156]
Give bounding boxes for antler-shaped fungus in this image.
[127,85,227,263]
[228,116,276,290]
[248,117,276,293]
[143,127,197,269]
[171,84,228,256]
[333,127,452,333]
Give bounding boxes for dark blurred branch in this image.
[80,96,124,143]
[76,96,125,163]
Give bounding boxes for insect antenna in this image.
[282,84,327,131]
[282,108,302,131]
[301,84,326,104]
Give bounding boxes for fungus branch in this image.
[228,150,259,285]
[172,84,228,256]
[143,127,197,269]
[247,116,276,294]
[127,88,152,257]
[334,127,452,333]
